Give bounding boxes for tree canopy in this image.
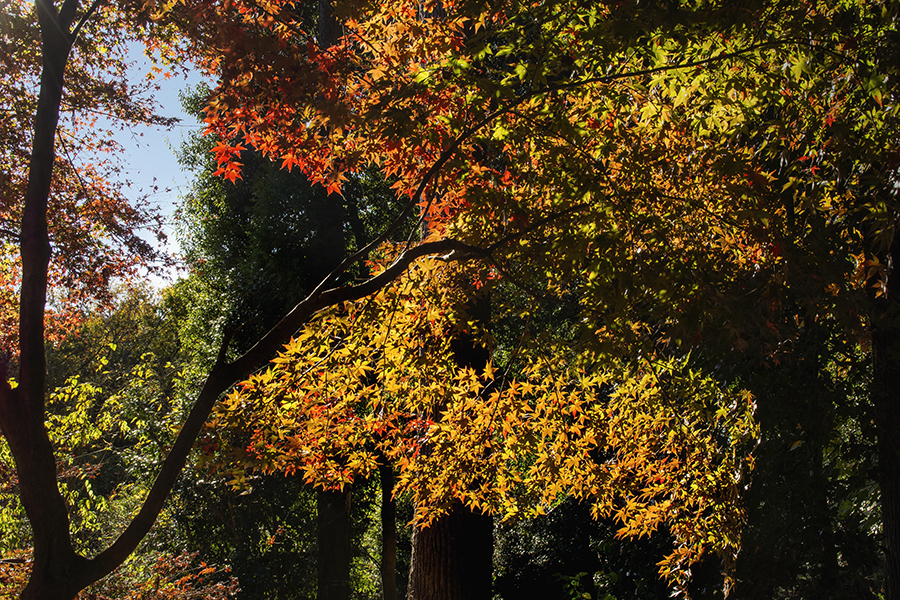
[1,0,898,598]
[179,0,898,589]
[0,0,176,349]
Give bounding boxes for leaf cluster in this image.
[204,249,757,591]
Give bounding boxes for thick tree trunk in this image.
[408,291,492,600]
[311,6,351,590]
[317,488,352,600]
[312,8,350,588]
[407,505,493,600]
[379,461,398,600]
[871,232,900,600]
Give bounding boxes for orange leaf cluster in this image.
[205,251,757,590]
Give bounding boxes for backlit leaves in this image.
[206,251,757,591]
[0,0,177,349]
[175,0,900,593]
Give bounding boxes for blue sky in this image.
[113,48,210,284]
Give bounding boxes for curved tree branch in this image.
[86,236,487,584]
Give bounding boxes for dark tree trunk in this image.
[408,292,493,600]
[380,461,398,600]
[407,505,493,600]
[311,7,351,592]
[3,2,85,598]
[2,0,480,597]
[871,232,900,600]
[318,0,341,49]
[317,488,352,600]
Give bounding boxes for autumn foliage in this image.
[203,248,757,590]
[162,0,898,591]
[0,0,174,349]
[2,0,898,596]
[1,550,238,599]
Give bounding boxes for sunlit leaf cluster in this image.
[205,248,757,589]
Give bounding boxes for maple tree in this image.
[0,0,174,350]
[1,286,241,599]
[2,0,899,597]
[178,0,899,594]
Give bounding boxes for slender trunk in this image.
[317,488,352,600]
[2,2,85,598]
[871,232,900,600]
[379,461,398,600]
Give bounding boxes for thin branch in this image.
[60,102,181,127]
[55,128,93,199]
[550,40,785,95]
[488,257,582,309]
[70,0,105,42]
[487,202,591,254]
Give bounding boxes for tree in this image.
[406,288,494,600]
[0,0,172,350]
[209,253,756,594]
[730,328,883,598]
[0,0,479,598]
[184,0,899,593]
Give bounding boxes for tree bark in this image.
[407,505,493,600]
[407,292,493,600]
[379,461,398,600]
[310,6,351,584]
[317,488,352,600]
[871,231,900,600]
